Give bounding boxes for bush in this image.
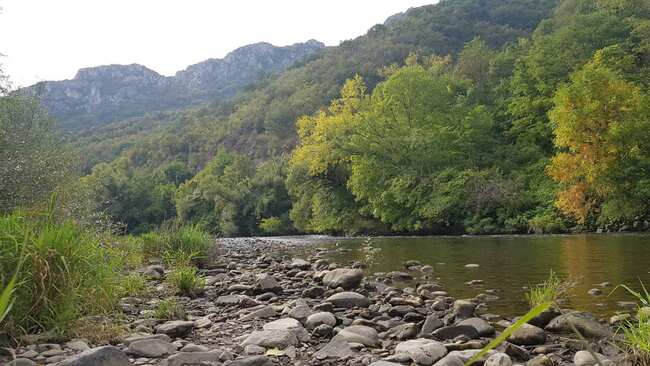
[0,211,120,336]
[167,265,205,297]
[140,225,211,260]
[153,298,186,320]
[259,216,284,235]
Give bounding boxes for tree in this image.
[547,58,650,223]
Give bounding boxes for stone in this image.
[573,350,614,366]
[326,292,370,308]
[334,325,380,347]
[395,338,447,365]
[290,258,311,270]
[241,330,298,349]
[7,359,36,366]
[419,315,444,337]
[64,340,90,352]
[180,343,209,352]
[241,305,277,320]
[545,312,612,338]
[369,362,404,366]
[485,352,512,366]
[388,305,416,317]
[263,317,309,341]
[226,355,274,366]
[163,352,222,366]
[322,268,364,289]
[255,274,281,294]
[453,300,476,319]
[127,338,176,358]
[306,312,337,329]
[59,346,131,366]
[588,288,602,296]
[244,344,266,355]
[288,304,311,323]
[216,294,260,308]
[302,286,326,298]
[155,320,195,337]
[385,323,419,340]
[123,333,172,346]
[432,325,479,340]
[458,317,495,337]
[525,354,553,366]
[432,355,464,366]
[508,323,546,345]
[313,337,355,359]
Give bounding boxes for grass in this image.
[525,270,572,308]
[615,280,650,364]
[141,225,212,261]
[167,264,205,297]
[0,210,122,338]
[153,298,186,320]
[71,318,127,345]
[117,273,147,298]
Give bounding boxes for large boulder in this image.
[325,292,370,308]
[59,346,131,366]
[545,312,612,338]
[395,338,447,365]
[322,268,364,289]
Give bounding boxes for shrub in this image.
[525,270,572,308]
[153,298,186,320]
[259,216,284,235]
[0,211,120,336]
[167,265,205,297]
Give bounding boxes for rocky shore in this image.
[2,237,637,366]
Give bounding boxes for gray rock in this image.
[306,312,337,329]
[545,312,612,338]
[369,362,405,366]
[573,350,614,366]
[432,355,464,366]
[508,323,546,345]
[302,286,326,298]
[395,338,447,365]
[163,351,222,366]
[313,324,334,337]
[127,338,176,358]
[288,304,311,323]
[7,359,36,366]
[334,325,379,347]
[244,344,266,355]
[255,274,281,294]
[290,258,311,270]
[216,294,260,308]
[263,317,309,341]
[155,320,195,337]
[241,305,277,320]
[458,317,495,337]
[419,315,444,337]
[226,355,274,366]
[326,292,370,308]
[385,323,419,340]
[64,340,90,352]
[123,333,172,346]
[313,337,355,359]
[180,343,209,352]
[453,300,476,319]
[525,354,553,366]
[432,325,479,340]
[241,330,298,349]
[59,346,131,366]
[322,268,364,290]
[485,352,512,366]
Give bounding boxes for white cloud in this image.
[0,0,435,88]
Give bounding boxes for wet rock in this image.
[155,320,195,337]
[545,312,612,338]
[465,264,480,268]
[457,317,495,337]
[322,268,364,289]
[326,292,370,308]
[587,288,602,296]
[163,351,222,366]
[59,346,131,366]
[334,325,379,347]
[432,325,479,340]
[127,338,176,358]
[508,324,546,346]
[485,352,512,366]
[395,338,447,365]
[573,350,614,366]
[306,311,337,329]
[528,310,560,328]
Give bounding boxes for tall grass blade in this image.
[465,302,552,366]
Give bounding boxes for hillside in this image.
[18,40,324,130]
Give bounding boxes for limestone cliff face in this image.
[19,40,325,130]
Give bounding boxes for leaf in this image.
[0,273,18,323]
[464,302,552,366]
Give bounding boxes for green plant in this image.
[526,270,572,308]
[259,216,284,235]
[141,226,211,261]
[615,280,650,307]
[465,302,552,365]
[615,280,650,364]
[167,265,205,297]
[118,274,147,297]
[153,298,186,320]
[0,272,18,323]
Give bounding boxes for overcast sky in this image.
[0,0,435,88]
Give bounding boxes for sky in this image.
[0,0,435,88]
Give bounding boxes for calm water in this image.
[311,234,650,318]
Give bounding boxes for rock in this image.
[180,343,209,352]
[587,288,602,296]
[313,337,355,359]
[388,305,416,317]
[263,317,309,341]
[432,325,479,340]
[326,292,370,308]
[452,300,476,319]
[313,324,334,337]
[525,354,553,366]
[7,359,36,366]
[508,324,546,345]
[302,286,326,298]
[216,294,260,308]
[290,258,311,270]
[573,350,614,366]
[432,355,464,366]
[419,315,444,337]
[306,312,337,329]
[155,320,195,337]
[545,312,612,338]
[458,317,495,337]
[241,305,277,320]
[395,338,447,365]
[123,333,172,346]
[163,352,222,366]
[369,362,404,366]
[64,340,90,352]
[334,325,379,347]
[322,268,364,289]
[385,323,419,340]
[485,353,512,366]
[255,274,281,294]
[226,355,274,366]
[127,338,176,357]
[244,344,266,355]
[241,330,298,349]
[528,310,560,328]
[59,346,131,366]
[288,304,311,323]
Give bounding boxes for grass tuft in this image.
[167,265,205,297]
[525,270,572,308]
[153,298,186,320]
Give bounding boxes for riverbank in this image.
[2,237,641,365]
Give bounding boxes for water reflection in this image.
[318,234,650,317]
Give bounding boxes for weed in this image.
[153,298,186,320]
[167,265,205,297]
[117,274,147,298]
[526,270,572,308]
